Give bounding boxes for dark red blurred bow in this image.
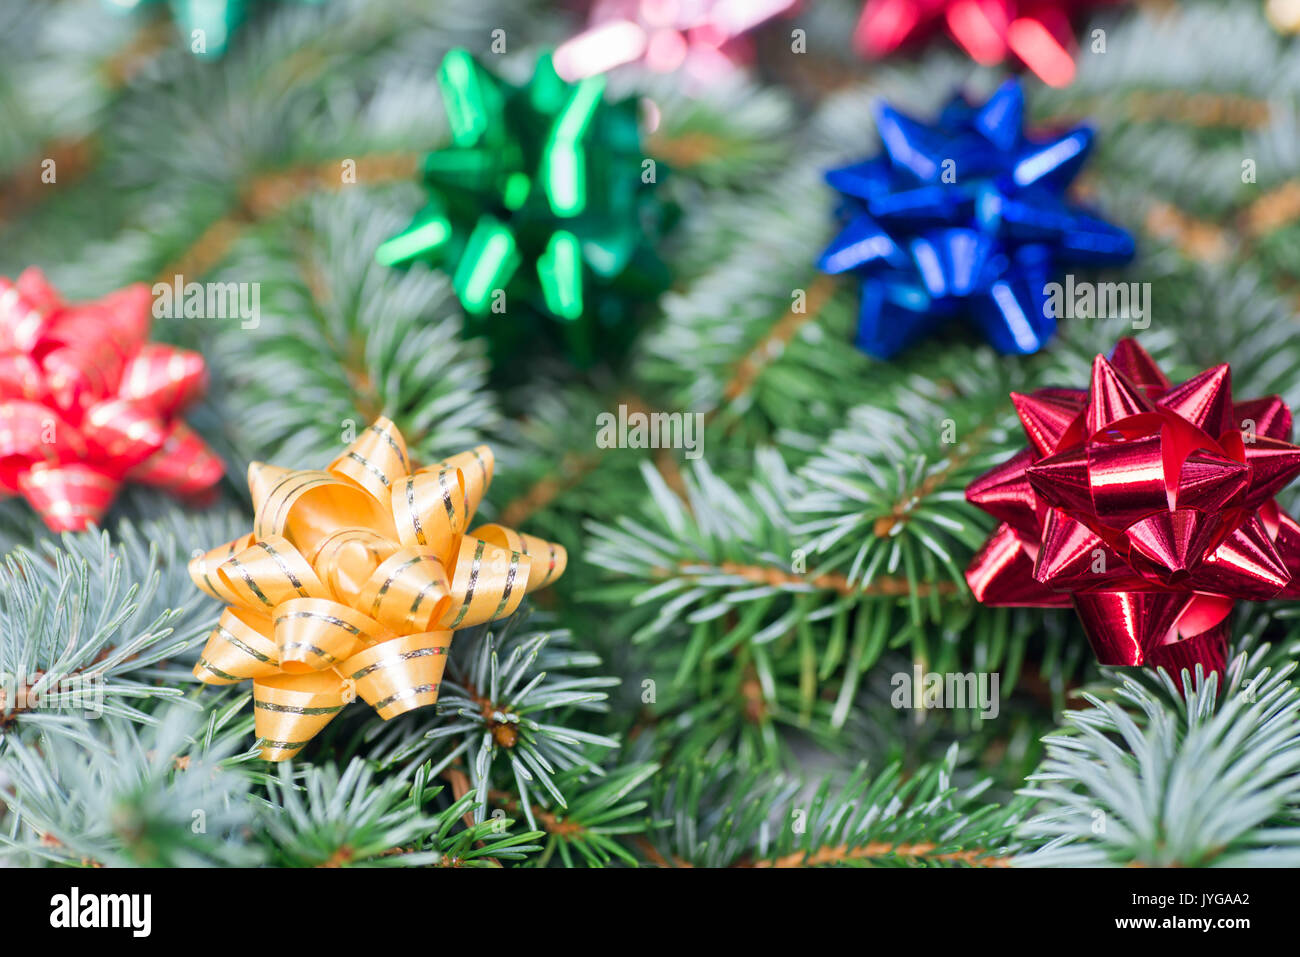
[854,0,1126,88]
[0,268,223,532]
[966,339,1300,678]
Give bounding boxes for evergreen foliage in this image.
[3,0,1300,868]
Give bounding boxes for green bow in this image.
[376,49,669,365]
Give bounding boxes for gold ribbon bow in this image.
[188,418,566,761]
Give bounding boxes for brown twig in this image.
[0,21,174,225]
[0,643,126,728]
[745,841,1012,868]
[1143,201,1233,263]
[0,139,97,224]
[656,560,958,598]
[720,274,837,406]
[634,836,1010,868]
[648,130,728,167]
[488,789,584,838]
[1055,90,1272,131]
[153,152,420,283]
[497,393,679,527]
[874,424,992,537]
[440,766,480,831]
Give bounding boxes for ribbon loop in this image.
[251,468,395,553]
[392,466,465,559]
[117,344,208,418]
[472,523,567,593]
[357,549,452,635]
[216,535,330,613]
[326,417,410,506]
[127,421,225,495]
[252,671,351,762]
[311,527,398,606]
[274,598,391,674]
[194,607,279,684]
[441,536,530,629]
[432,444,494,529]
[18,463,120,533]
[81,398,168,468]
[190,534,257,604]
[343,631,451,719]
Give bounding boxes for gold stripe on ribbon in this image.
[471,523,568,593]
[326,417,410,506]
[216,535,330,612]
[252,670,351,762]
[440,535,530,630]
[311,526,397,606]
[253,468,396,555]
[356,549,451,635]
[433,444,494,530]
[391,467,464,561]
[188,533,255,603]
[273,597,392,674]
[193,606,279,685]
[342,631,451,719]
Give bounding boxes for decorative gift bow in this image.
[375,48,668,365]
[188,418,566,761]
[107,0,325,59]
[553,0,797,84]
[818,79,1134,359]
[966,339,1300,679]
[0,268,223,532]
[854,0,1127,88]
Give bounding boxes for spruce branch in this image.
[634,167,870,444]
[0,705,261,867]
[636,73,799,188]
[255,758,537,867]
[646,744,1025,868]
[492,386,674,533]
[1018,655,1300,867]
[204,191,500,468]
[585,431,1038,737]
[0,0,141,186]
[369,623,620,831]
[791,354,1025,618]
[491,761,660,868]
[0,515,235,738]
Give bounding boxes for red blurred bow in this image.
[855,0,1126,88]
[0,268,223,531]
[966,339,1300,678]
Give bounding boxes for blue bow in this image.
[818,79,1135,359]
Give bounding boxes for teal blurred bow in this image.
[107,0,324,58]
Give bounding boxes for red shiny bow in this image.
[0,268,223,532]
[966,339,1300,678]
[854,0,1125,88]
